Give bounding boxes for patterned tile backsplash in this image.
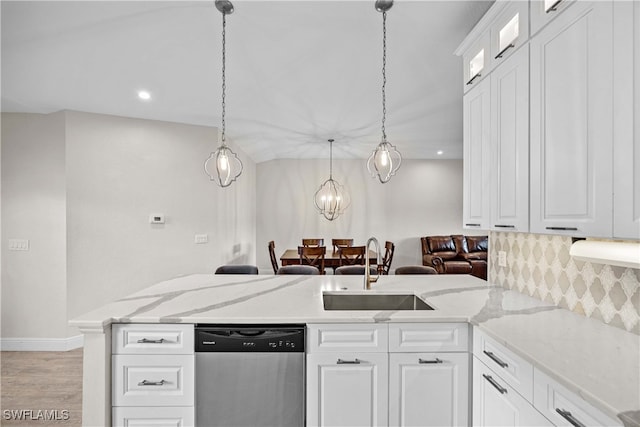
[489,231,640,334]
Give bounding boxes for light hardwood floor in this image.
[1,349,82,426]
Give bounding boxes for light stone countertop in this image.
[70,273,640,426]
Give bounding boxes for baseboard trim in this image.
[0,335,84,351]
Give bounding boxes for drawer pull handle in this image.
[337,359,361,364]
[419,358,443,364]
[483,374,507,394]
[494,44,515,59]
[483,350,509,368]
[465,74,482,86]
[546,0,563,13]
[555,408,586,427]
[138,379,166,386]
[545,226,578,231]
[494,224,515,228]
[137,338,165,344]
[465,223,481,227]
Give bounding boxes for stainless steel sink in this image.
[323,292,434,311]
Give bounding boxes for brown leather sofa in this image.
[420,235,488,280]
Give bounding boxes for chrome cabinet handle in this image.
[138,379,166,386]
[137,338,165,344]
[419,358,443,364]
[494,43,515,59]
[546,226,578,231]
[465,223,481,227]
[483,374,507,394]
[555,408,586,427]
[494,224,515,228]
[466,74,482,86]
[546,0,563,13]
[483,350,509,368]
[337,359,361,364]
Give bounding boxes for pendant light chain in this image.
[220,12,227,144]
[381,10,387,143]
[329,139,334,179]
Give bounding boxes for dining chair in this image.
[378,240,395,275]
[395,265,438,275]
[302,238,324,247]
[214,265,259,274]
[298,246,326,274]
[338,245,367,266]
[268,241,279,274]
[331,238,354,253]
[276,265,320,275]
[334,265,378,275]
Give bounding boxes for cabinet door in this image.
[463,78,491,230]
[388,353,469,427]
[490,44,529,232]
[307,352,388,427]
[530,1,613,237]
[113,406,194,427]
[613,0,640,240]
[473,358,553,427]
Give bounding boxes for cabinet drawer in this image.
[389,323,468,352]
[113,406,194,427]
[533,369,622,427]
[473,328,533,401]
[112,355,194,407]
[112,324,194,355]
[307,324,388,353]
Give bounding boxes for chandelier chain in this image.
[381,10,387,142]
[221,12,227,143]
[329,139,333,179]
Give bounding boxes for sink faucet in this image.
[364,237,381,290]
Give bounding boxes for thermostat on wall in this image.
[149,213,165,224]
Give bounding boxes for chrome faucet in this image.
[364,237,381,290]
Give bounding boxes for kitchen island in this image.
[70,273,639,427]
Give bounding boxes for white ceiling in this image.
[1,0,492,163]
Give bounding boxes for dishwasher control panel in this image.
[195,324,305,352]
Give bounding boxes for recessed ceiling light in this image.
[437,150,444,156]
[137,90,151,101]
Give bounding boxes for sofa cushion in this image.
[427,236,456,252]
[459,251,487,261]
[466,235,488,253]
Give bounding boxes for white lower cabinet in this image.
[112,406,194,426]
[473,357,552,427]
[389,352,469,427]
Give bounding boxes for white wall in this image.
[256,159,464,273]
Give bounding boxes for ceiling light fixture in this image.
[137,90,151,100]
[314,139,351,221]
[204,0,243,188]
[367,0,402,184]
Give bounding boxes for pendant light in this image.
[204,0,243,188]
[367,0,402,184]
[314,139,351,221]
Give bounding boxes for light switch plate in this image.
[149,214,165,224]
[195,234,208,244]
[9,239,30,251]
[498,251,507,267]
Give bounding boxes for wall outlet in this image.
[9,239,30,251]
[195,234,208,244]
[498,251,507,267]
[149,214,165,224]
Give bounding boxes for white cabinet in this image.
[473,358,553,427]
[530,0,577,37]
[490,43,530,232]
[463,78,491,230]
[111,324,194,427]
[490,1,529,67]
[613,0,640,240]
[462,32,491,93]
[389,353,468,427]
[529,0,614,238]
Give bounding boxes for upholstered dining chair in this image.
[334,265,378,275]
[276,265,320,275]
[378,241,395,275]
[338,245,366,266]
[395,265,438,275]
[214,265,259,274]
[268,240,279,274]
[302,238,324,247]
[298,246,326,274]
[331,238,354,252]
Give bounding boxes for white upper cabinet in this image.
[463,33,491,93]
[613,1,640,240]
[490,1,529,66]
[530,0,577,37]
[529,0,613,237]
[490,44,530,232]
[463,78,491,230]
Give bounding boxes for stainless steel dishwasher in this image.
[195,324,305,427]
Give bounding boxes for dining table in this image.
[279,248,378,269]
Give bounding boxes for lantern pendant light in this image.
[367,0,402,184]
[314,139,351,221]
[204,0,243,188]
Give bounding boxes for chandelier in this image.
[204,0,243,188]
[367,0,402,184]
[314,139,351,221]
